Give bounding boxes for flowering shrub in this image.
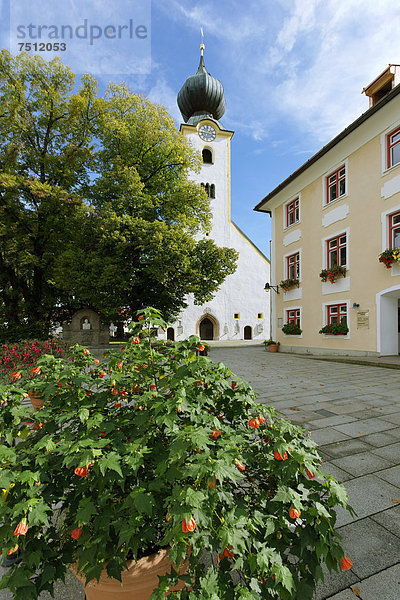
[279,279,299,292]
[319,322,349,336]
[0,308,353,600]
[379,247,400,269]
[282,323,302,336]
[319,265,346,283]
[0,339,71,383]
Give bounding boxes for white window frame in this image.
[381,205,400,250]
[283,248,302,282]
[283,193,301,230]
[321,227,350,271]
[322,159,349,208]
[283,305,303,338]
[321,299,350,338]
[381,120,400,175]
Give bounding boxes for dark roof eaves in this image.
[254,84,400,212]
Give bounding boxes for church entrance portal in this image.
[167,327,175,341]
[200,317,214,340]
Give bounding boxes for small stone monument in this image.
[62,309,109,347]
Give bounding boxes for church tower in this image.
[166,45,270,343]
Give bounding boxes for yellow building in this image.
[255,65,400,357]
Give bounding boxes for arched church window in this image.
[210,184,215,198]
[202,148,213,164]
[205,183,210,197]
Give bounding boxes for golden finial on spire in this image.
[200,27,205,56]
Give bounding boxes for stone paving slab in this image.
[307,414,358,428]
[334,474,400,527]
[357,428,400,447]
[311,428,351,446]
[379,411,400,425]
[320,462,353,483]
[356,564,400,600]
[375,464,400,487]
[318,438,373,459]
[313,564,360,600]
[334,418,399,438]
[370,504,400,538]
[324,590,359,600]
[370,441,400,461]
[338,517,400,579]
[330,451,395,477]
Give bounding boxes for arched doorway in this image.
[244,326,253,340]
[167,327,175,341]
[200,317,213,340]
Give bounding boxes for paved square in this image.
[210,347,400,600]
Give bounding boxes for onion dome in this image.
[177,46,226,127]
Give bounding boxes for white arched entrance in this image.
[377,285,400,355]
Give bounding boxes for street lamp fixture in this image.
[264,282,279,294]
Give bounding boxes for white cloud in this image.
[148,77,182,123]
[267,0,400,142]
[152,0,400,148]
[155,0,270,43]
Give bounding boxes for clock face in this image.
[198,124,216,142]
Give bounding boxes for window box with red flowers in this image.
[378,248,400,269]
[319,322,349,335]
[0,308,353,600]
[319,265,347,283]
[279,278,300,292]
[282,322,302,336]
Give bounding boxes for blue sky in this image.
[2,0,400,256]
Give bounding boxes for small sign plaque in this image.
[357,310,369,329]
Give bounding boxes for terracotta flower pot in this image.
[73,548,188,600]
[269,344,279,353]
[28,392,43,410]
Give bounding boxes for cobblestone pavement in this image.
[210,347,400,600]
[1,346,399,599]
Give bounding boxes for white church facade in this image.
[162,47,270,342]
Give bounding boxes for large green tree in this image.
[0,51,237,339]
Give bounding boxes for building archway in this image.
[167,327,175,341]
[244,325,253,340]
[197,314,219,340]
[377,285,400,355]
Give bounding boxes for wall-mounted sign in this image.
[357,310,369,329]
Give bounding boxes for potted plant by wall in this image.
[319,265,346,284]
[279,279,300,293]
[319,322,349,336]
[264,339,280,352]
[0,308,354,600]
[282,323,302,336]
[378,248,400,269]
